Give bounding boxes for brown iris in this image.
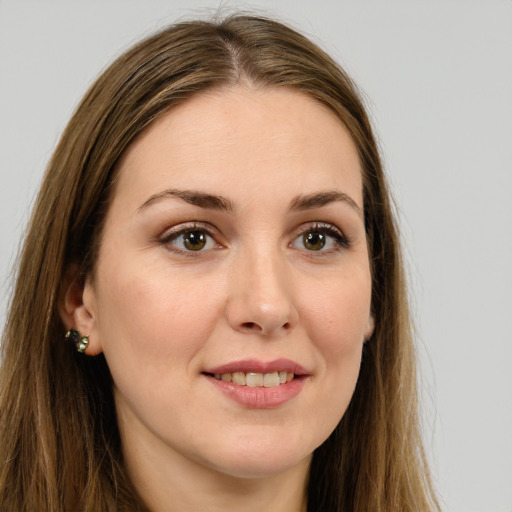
[303,231,326,251]
[183,231,207,251]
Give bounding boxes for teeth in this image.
[212,371,295,387]
[246,372,263,387]
[232,372,246,385]
[263,371,280,387]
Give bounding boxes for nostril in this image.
[240,320,292,334]
[242,322,259,331]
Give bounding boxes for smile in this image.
[202,359,309,408]
[210,371,295,388]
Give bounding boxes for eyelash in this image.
[158,221,350,256]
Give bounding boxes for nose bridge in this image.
[226,241,297,336]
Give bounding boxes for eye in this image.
[160,223,219,254]
[291,223,349,252]
[175,230,215,251]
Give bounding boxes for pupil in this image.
[184,231,206,251]
[304,232,325,250]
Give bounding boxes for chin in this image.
[201,434,314,480]
[211,456,311,480]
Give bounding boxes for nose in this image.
[225,249,298,337]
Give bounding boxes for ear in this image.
[364,313,375,342]
[59,264,103,355]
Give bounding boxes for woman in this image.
[0,14,440,512]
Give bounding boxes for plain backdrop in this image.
[1,1,511,511]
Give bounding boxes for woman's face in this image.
[82,87,373,481]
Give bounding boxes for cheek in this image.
[300,269,371,422]
[304,273,371,357]
[94,258,224,376]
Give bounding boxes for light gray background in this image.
[1,1,511,511]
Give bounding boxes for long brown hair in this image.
[0,14,440,511]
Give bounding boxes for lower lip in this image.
[204,375,307,409]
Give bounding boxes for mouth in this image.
[202,365,308,408]
[201,359,309,408]
[204,371,296,388]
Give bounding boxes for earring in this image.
[65,329,89,353]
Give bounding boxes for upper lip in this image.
[204,358,309,376]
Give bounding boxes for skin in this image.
[65,86,374,512]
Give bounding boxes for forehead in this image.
[113,86,363,209]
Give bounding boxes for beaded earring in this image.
[65,329,89,353]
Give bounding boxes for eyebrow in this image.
[289,191,362,216]
[137,188,362,216]
[138,189,236,213]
